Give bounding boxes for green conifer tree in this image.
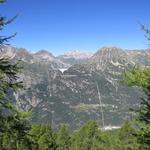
[121,24,150,150]
[0,1,31,149]
[56,124,71,150]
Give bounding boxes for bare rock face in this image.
[1,45,149,130]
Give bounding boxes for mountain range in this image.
[1,45,149,130]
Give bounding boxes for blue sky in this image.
[1,0,150,55]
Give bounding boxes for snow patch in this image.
[110,60,122,66]
[59,68,68,73]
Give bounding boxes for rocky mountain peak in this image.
[33,50,55,61]
[87,47,131,71]
[92,47,128,62]
[0,45,33,62]
[95,47,126,58]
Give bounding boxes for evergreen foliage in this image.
[56,124,71,150]
[122,66,150,149]
[0,1,31,149]
[120,25,150,150]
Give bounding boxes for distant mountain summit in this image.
[33,50,55,61]
[63,50,93,59]
[127,49,150,66]
[58,50,94,65]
